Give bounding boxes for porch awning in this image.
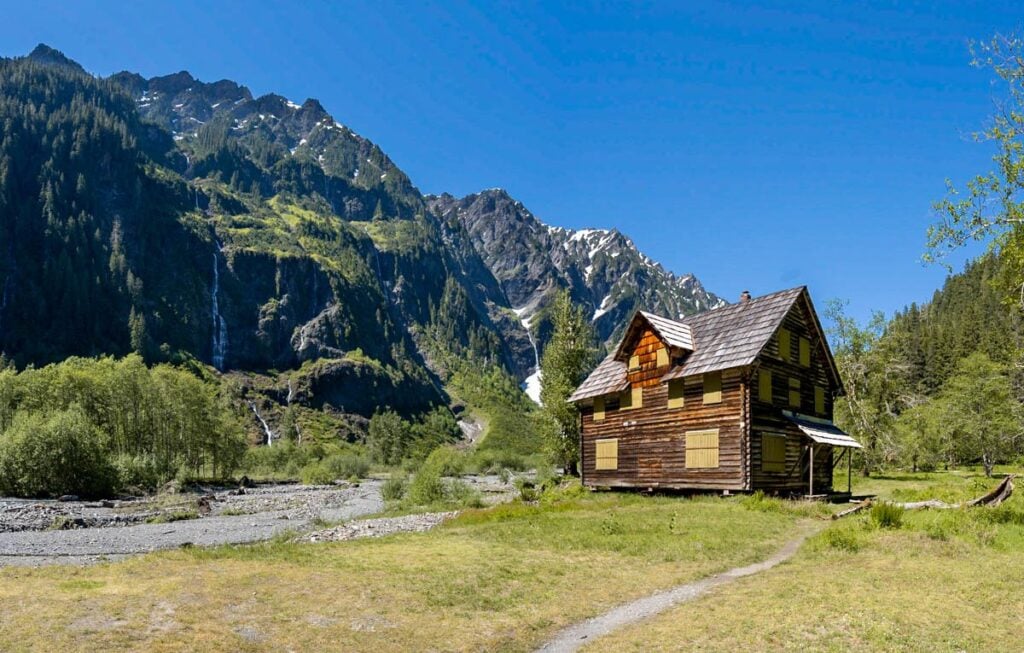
[781,410,863,449]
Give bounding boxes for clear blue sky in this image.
[2,1,1019,323]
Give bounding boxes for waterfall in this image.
[515,306,543,405]
[286,379,301,445]
[211,243,228,370]
[249,401,275,447]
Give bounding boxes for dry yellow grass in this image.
[0,492,805,652]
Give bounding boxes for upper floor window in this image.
[703,372,722,405]
[758,369,772,403]
[778,328,792,362]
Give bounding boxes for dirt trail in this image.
[534,523,822,653]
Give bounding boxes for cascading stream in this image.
[249,401,275,447]
[211,242,228,370]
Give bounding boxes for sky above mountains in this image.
[2,1,1020,322]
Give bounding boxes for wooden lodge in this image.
[568,287,862,496]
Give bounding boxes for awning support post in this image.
[847,445,852,494]
[809,443,814,496]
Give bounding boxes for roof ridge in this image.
[683,285,805,321]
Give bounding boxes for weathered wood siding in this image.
[581,329,746,490]
[749,297,836,493]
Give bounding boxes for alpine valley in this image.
[0,44,720,440]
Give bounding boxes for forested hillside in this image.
[833,254,1024,474]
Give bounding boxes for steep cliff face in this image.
[428,190,724,350]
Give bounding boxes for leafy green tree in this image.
[539,290,595,473]
[933,352,1020,476]
[367,410,411,465]
[928,34,1024,305]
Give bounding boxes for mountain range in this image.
[0,44,721,418]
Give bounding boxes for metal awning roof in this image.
[782,411,863,449]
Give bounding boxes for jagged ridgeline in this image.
[0,45,721,431]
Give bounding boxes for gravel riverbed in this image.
[0,481,384,567]
[0,474,518,567]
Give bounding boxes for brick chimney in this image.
[739,290,751,304]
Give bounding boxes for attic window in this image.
[686,429,720,468]
[593,396,606,421]
[758,369,772,403]
[628,354,641,371]
[656,347,670,368]
[595,438,618,470]
[667,379,684,409]
[761,434,786,473]
[789,377,801,408]
[799,337,811,367]
[703,372,722,405]
[778,328,791,362]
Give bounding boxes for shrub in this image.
[321,452,370,480]
[870,502,905,529]
[300,461,336,485]
[113,454,163,490]
[407,463,446,505]
[820,524,862,552]
[0,407,115,498]
[382,473,408,501]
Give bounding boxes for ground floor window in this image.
[595,438,618,470]
[761,433,786,472]
[685,429,720,468]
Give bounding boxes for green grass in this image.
[587,466,1024,652]
[0,489,806,652]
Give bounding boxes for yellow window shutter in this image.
[686,429,720,468]
[761,434,786,472]
[815,386,825,415]
[667,379,685,409]
[595,438,618,470]
[632,386,644,409]
[799,337,810,367]
[619,389,632,410]
[656,347,669,368]
[628,354,640,371]
[789,377,801,408]
[593,396,605,421]
[758,369,772,403]
[703,372,722,405]
[778,328,791,362]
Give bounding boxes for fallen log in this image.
[832,475,1015,519]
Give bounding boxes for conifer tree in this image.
[539,290,595,473]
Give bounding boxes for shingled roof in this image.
[661,286,805,379]
[567,355,630,402]
[637,311,694,351]
[569,286,836,404]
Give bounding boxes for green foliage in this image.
[404,446,481,508]
[382,473,408,501]
[928,35,1024,303]
[300,452,370,485]
[367,410,410,466]
[0,356,245,496]
[538,290,596,471]
[0,406,115,498]
[869,502,905,529]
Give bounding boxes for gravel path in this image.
[0,481,383,567]
[534,524,821,653]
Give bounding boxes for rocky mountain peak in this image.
[26,44,86,74]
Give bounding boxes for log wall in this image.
[581,363,746,491]
[749,298,836,493]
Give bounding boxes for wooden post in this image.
[809,444,814,496]
[847,446,852,494]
